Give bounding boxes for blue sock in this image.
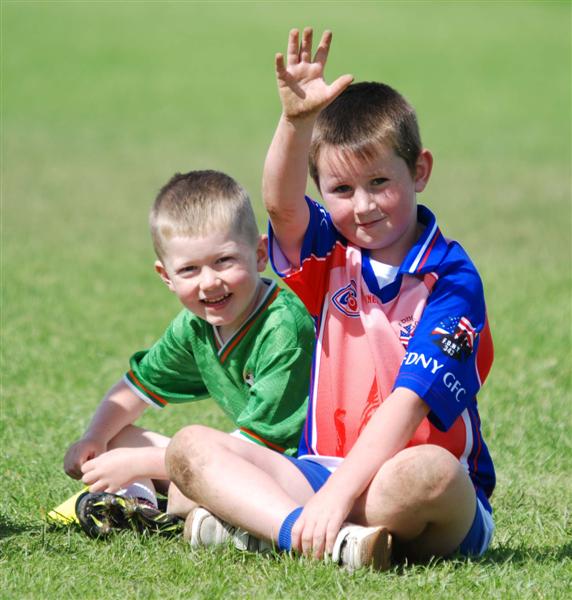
[278,506,303,551]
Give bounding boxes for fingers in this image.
[275,53,286,77]
[294,518,317,557]
[284,27,332,67]
[327,74,354,102]
[299,516,347,559]
[287,28,300,66]
[325,520,340,557]
[291,515,331,560]
[313,30,332,66]
[290,518,303,553]
[311,524,327,560]
[80,460,111,493]
[64,446,91,479]
[65,465,81,480]
[300,27,313,62]
[63,452,81,479]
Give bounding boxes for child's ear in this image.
[154,260,176,292]
[414,149,433,193]
[256,235,269,272]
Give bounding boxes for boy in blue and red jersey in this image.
[166,29,495,570]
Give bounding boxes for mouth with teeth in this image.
[200,293,232,308]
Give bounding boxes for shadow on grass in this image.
[0,518,41,541]
[390,541,572,573]
[0,510,75,543]
[480,542,572,564]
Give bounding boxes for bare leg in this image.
[107,425,171,496]
[166,425,315,542]
[167,483,197,518]
[349,444,477,561]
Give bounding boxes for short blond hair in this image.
[150,170,259,259]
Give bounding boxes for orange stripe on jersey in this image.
[219,287,280,363]
[240,428,286,453]
[127,369,168,406]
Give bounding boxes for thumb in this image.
[326,74,354,103]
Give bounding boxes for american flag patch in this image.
[432,316,479,360]
[455,316,477,349]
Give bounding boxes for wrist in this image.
[280,112,318,132]
[81,430,107,449]
[325,471,361,503]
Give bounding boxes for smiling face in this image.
[317,143,433,266]
[155,228,268,341]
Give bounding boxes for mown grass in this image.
[2,1,571,598]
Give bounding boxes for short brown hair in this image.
[150,170,259,259]
[309,82,422,189]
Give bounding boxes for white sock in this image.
[117,482,158,508]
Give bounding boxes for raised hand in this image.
[275,28,353,120]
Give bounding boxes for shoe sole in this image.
[76,492,182,539]
[360,527,392,571]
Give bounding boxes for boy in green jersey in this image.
[61,170,314,537]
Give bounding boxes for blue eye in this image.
[371,178,388,186]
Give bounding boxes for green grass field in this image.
[2,1,571,598]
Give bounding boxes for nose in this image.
[353,188,376,219]
[199,267,220,291]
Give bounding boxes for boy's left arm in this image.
[291,387,428,558]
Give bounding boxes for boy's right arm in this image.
[263,28,353,267]
[63,379,147,480]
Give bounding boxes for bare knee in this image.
[165,425,212,492]
[374,445,467,514]
[391,445,458,484]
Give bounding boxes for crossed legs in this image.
[165,425,477,561]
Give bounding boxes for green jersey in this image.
[124,279,314,456]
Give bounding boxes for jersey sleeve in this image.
[394,247,494,431]
[268,197,340,318]
[235,299,314,455]
[124,311,210,408]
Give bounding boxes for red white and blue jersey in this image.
[269,199,495,509]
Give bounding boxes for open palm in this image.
[275,28,353,119]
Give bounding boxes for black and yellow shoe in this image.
[75,492,183,539]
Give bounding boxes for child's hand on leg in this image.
[291,483,354,559]
[275,28,353,121]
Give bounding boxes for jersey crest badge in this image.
[398,316,418,349]
[332,280,359,318]
[432,315,478,361]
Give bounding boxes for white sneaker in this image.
[184,507,273,553]
[331,523,392,571]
